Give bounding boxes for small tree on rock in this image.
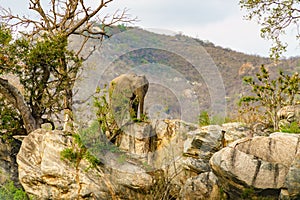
[239,65,299,130]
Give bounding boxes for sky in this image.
[1,0,299,58]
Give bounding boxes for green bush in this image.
[0,180,29,200]
[280,121,300,133]
[60,133,102,169]
[199,111,210,126]
[93,86,121,142]
[0,97,25,142]
[79,120,121,154]
[199,111,230,126]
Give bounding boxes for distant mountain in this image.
[72,26,300,124]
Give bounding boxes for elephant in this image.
[109,73,149,125]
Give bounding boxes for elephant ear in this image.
[122,84,135,98]
[132,76,148,92]
[114,75,134,99]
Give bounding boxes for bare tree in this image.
[0,0,134,134]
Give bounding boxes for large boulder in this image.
[210,132,300,199]
[117,121,154,156]
[17,129,154,199]
[131,120,221,198]
[148,119,198,168]
[182,125,224,173]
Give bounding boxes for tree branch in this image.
[0,77,37,133]
[66,0,113,36]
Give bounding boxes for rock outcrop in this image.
[17,129,154,199]
[16,120,300,199]
[180,172,221,200]
[210,132,300,199]
[17,120,228,199]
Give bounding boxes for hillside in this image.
[198,38,300,114]
[72,27,300,123]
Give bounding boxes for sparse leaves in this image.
[240,0,300,59]
[199,111,211,126]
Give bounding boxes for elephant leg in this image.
[131,98,139,120]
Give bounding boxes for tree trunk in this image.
[0,78,38,133]
[63,89,74,132]
[58,54,75,133]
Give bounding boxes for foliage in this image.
[0,27,24,137]
[199,111,211,126]
[240,0,300,59]
[238,99,263,125]
[239,65,299,130]
[280,121,300,133]
[60,132,103,199]
[117,24,128,32]
[93,86,121,143]
[241,187,254,199]
[0,180,29,200]
[0,25,11,45]
[0,97,24,140]
[79,120,121,154]
[85,86,129,163]
[60,133,102,169]
[198,111,230,126]
[0,25,81,133]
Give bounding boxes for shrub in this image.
[239,65,299,130]
[199,111,210,126]
[199,110,231,126]
[0,180,29,200]
[93,86,121,143]
[280,121,300,133]
[60,133,102,169]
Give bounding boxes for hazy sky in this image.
[1,0,299,57]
